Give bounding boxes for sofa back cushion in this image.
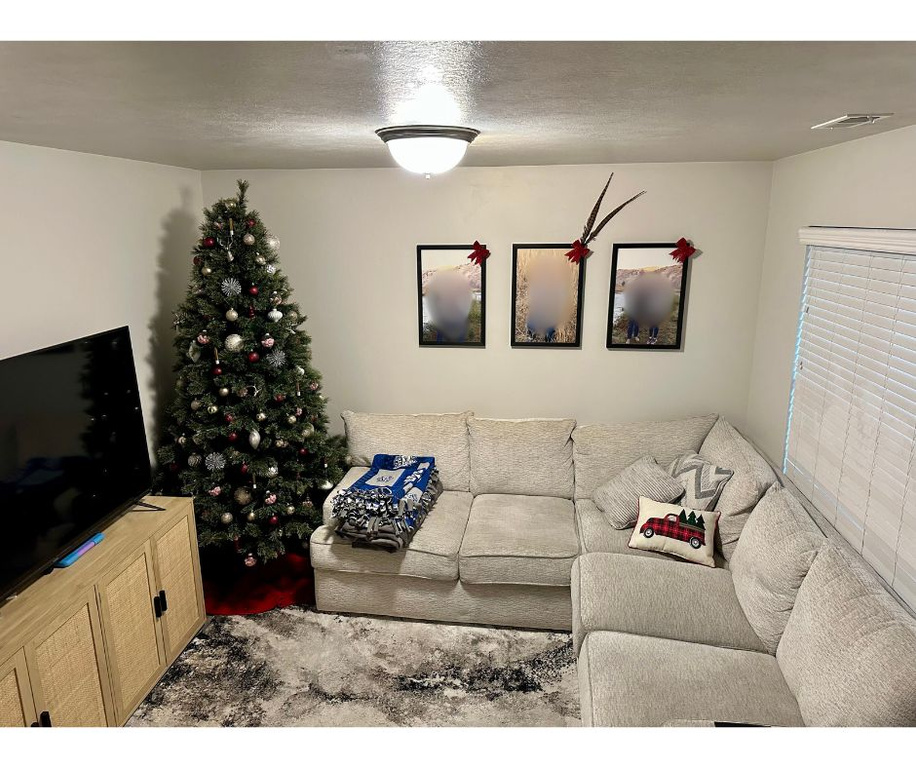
[776,545,916,726]
[469,417,575,498]
[571,415,718,501]
[341,410,471,491]
[699,417,778,559]
[730,487,825,653]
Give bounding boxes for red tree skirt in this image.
[201,549,315,616]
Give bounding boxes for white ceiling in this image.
[1,41,915,170]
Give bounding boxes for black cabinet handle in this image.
[39,711,51,727]
[153,594,162,618]
[159,590,168,613]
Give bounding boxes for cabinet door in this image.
[152,511,205,661]
[25,594,111,727]
[96,542,165,724]
[0,649,37,727]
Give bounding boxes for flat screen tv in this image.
[0,326,152,600]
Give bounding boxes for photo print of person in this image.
[511,244,585,347]
[607,242,689,350]
[417,244,486,347]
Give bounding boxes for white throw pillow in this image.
[628,497,720,567]
[593,456,685,529]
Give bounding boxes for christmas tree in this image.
[156,180,346,567]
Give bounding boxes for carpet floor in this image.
[128,606,580,727]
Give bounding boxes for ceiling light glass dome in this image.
[376,125,480,176]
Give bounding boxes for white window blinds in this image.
[785,229,916,610]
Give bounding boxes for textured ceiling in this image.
[1,41,915,169]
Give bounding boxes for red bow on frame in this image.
[566,239,591,264]
[467,241,490,266]
[670,237,697,264]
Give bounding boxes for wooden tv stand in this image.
[0,497,204,727]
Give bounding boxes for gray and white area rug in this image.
[128,607,579,727]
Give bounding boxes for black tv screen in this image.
[0,326,152,600]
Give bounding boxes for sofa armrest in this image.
[321,466,369,525]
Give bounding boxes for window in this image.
[785,227,916,610]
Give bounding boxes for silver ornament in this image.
[200,266,212,276]
[224,333,244,352]
[266,235,280,251]
[188,453,202,468]
[246,511,257,522]
[205,452,226,471]
[267,464,278,478]
[255,254,266,266]
[220,512,233,525]
[221,277,242,297]
[219,387,230,397]
[242,233,256,245]
[234,487,252,505]
[190,399,202,411]
[177,435,187,446]
[295,366,305,377]
[285,505,295,515]
[249,429,261,449]
[265,264,277,275]
[287,311,299,323]
[265,349,287,368]
[255,411,266,422]
[187,342,201,362]
[301,424,315,438]
[267,308,283,323]
[207,405,218,415]
[275,438,288,448]
[287,415,297,424]
[225,308,239,322]
[319,478,333,491]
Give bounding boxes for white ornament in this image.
[243,233,256,245]
[221,277,242,297]
[267,308,283,323]
[265,349,287,368]
[265,264,277,275]
[205,452,226,471]
[249,429,261,449]
[224,333,244,352]
[266,235,280,251]
[225,308,239,322]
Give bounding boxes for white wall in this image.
[0,141,203,444]
[746,125,916,463]
[202,163,772,433]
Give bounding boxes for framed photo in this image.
[607,243,689,350]
[511,244,585,348]
[417,244,486,347]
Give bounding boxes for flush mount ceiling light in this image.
[376,125,480,176]
[811,113,893,130]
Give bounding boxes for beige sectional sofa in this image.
[309,409,916,726]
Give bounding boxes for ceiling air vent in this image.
[811,114,893,130]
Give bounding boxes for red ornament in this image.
[225,414,234,423]
[248,305,256,318]
[467,240,490,266]
[202,237,215,248]
[670,237,697,264]
[298,448,308,456]
[212,366,223,376]
[249,285,259,296]
[246,219,256,228]
[275,394,286,403]
[193,256,202,266]
[565,239,591,264]
[248,351,260,363]
[228,432,239,442]
[240,464,249,474]
[269,515,279,526]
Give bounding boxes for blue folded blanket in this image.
[330,454,442,551]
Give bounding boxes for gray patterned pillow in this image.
[593,456,685,529]
[668,452,734,511]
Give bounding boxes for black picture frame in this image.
[511,243,586,348]
[417,244,486,348]
[606,242,689,350]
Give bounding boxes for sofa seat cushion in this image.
[341,410,472,491]
[699,417,778,559]
[310,490,472,581]
[571,553,767,656]
[468,417,575,498]
[578,631,804,727]
[459,494,579,586]
[571,414,718,500]
[776,545,916,726]
[574,499,727,567]
[730,487,825,654]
